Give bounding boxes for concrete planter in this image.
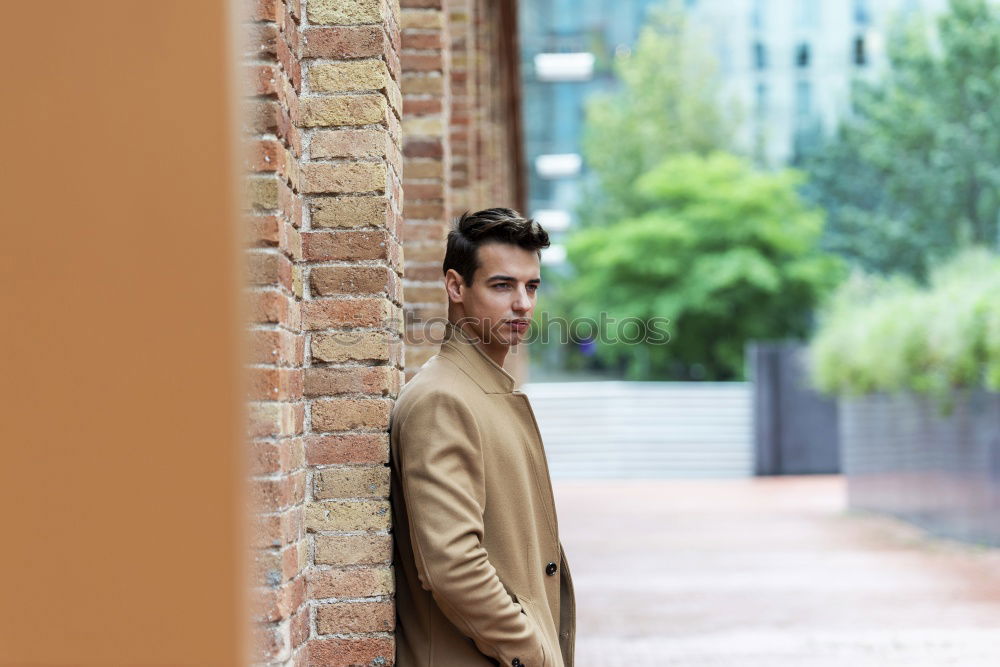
[840,388,1000,546]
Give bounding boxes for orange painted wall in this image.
[0,1,250,664]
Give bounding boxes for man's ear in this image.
[444,269,464,304]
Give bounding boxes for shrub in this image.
[807,247,1000,407]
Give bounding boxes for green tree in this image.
[577,0,740,228]
[800,0,1000,281]
[558,152,845,380]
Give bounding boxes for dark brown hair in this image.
[442,207,550,286]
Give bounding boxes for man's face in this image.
[446,241,541,348]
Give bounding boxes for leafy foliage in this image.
[800,0,1000,280]
[558,152,845,380]
[576,0,739,228]
[807,247,1000,408]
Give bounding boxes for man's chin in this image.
[481,331,519,347]
[504,331,527,347]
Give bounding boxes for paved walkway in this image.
[554,475,1000,666]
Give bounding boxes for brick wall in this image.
[401,0,452,380]
[240,0,523,664]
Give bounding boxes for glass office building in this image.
[518,0,665,264]
[518,0,948,265]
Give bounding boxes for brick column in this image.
[401,0,452,381]
[241,0,526,663]
[448,0,477,214]
[242,0,309,662]
[299,0,404,664]
[242,0,403,664]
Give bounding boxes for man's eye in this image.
[528,284,539,292]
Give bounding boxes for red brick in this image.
[249,506,304,549]
[400,97,444,115]
[310,265,396,297]
[303,162,387,195]
[249,437,305,476]
[307,637,394,667]
[249,0,280,21]
[302,230,391,261]
[249,623,284,663]
[249,470,307,513]
[246,328,303,366]
[302,25,384,58]
[301,298,390,330]
[305,434,389,465]
[290,607,309,652]
[403,138,444,158]
[244,139,285,173]
[246,290,288,325]
[310,129,391,159]
[402,264,444,282]
[317,601,395,633]
[245,251,282,286]
[304,366,399,397]
[251,574,307,623]
[403,201,444,220]
[308,566,393,599]
[243,99,279,134]
[245,63,278,96]
[275,29,302,93]
[402,30,444,50]
[401,51,445,72]
[245,23,279,59]
[245,214,280,247]
[246,367,304,401]
[404,182,444,200]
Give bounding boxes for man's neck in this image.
[453,319,508,369]
[480,340,508,369]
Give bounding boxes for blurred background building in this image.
[519,0,950,265]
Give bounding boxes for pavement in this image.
[553,475,1000,666]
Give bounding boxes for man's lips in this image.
[507,320,529,330]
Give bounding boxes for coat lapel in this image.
[437,320,517,394]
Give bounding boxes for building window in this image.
[717,40,732,74]
[753,41,767,70]
[853,35,867,65]
[755,82,768,117]
[751,0,764,30]
[796,42,811,68]
[797,0,819,28]
[795,80,812,118]
[854,0,871,25]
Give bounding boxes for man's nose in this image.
[512,286,531,311]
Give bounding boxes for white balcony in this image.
[533,52,595,82]
[533,209,572,233]
[541,244,567,266]
[535,153,582,179]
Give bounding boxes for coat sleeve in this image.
[394,389,549,667]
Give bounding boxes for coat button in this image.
[511,659,522,667]
[545,561,557,576]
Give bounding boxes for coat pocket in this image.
[515,593,550,667]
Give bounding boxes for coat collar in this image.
[438,320,517,394]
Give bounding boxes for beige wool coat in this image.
[389,320,576,667]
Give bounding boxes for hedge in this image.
[807,246,1000,406]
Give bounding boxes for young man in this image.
[389,208,576,667]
